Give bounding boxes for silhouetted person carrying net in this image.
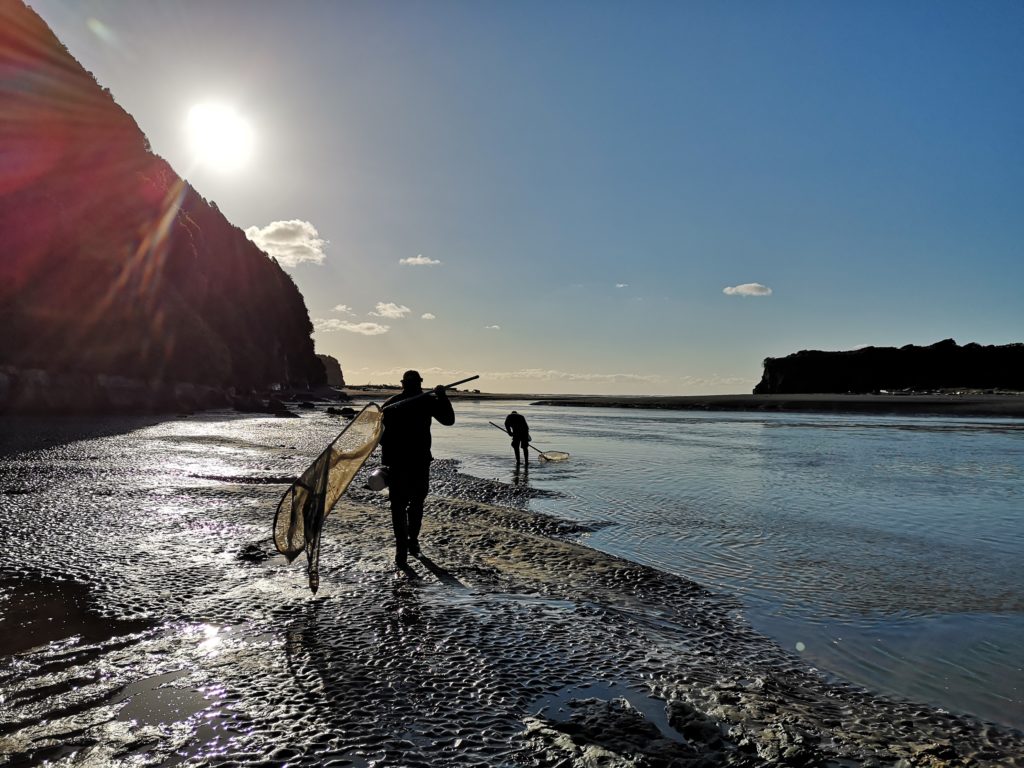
[504,410,531,465]
[380,370,456,569]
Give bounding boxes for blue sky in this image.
[29,0,1024,394]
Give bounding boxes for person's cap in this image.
[402,370,423,383]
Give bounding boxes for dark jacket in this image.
[380,389,455,468]
[504,412,530,439]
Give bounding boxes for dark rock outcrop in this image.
[0,1,322,411]
[754,339,1024,394]
[316,354,345,387]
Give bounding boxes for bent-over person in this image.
[503,410,531,465]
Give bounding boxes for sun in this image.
[185,102,255,173]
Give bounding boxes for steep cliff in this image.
[0,0,322,407]
[316,354,345,387]
[754,339,1024,394]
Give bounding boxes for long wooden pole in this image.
[383,374,480,410]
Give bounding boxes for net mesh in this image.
[538,451,570,462]
[273,402,383,593]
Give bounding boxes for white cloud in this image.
[400,254,442,266]
[333,304,355,315]
[245,219,327,268]
[314,318,390,335]
[370,302,411,319]
[723,282,772,297]
[421,313,436,320]
[615,283,629,288]
[485,325,501,330]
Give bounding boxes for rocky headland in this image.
[753,339,1024,395]
[0,1,324,414]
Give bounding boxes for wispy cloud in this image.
[677,374,752,388]
[421,313,436,320]
[485,368,659,384]
[400,254,442,266]
[723,282,772,297]
[245,219,327,268]
[615,283,629,288]
[314,318,390,335]
[485,325,501,330]
[342,367,748,392]
[370,302,411,319]
[345,366,662,385]
[333,304,355,315]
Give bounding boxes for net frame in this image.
[537,450,570,462]
[273,402,383,592]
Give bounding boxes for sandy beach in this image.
[3,428,1023,766]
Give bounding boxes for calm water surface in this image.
[434,401,1024,729]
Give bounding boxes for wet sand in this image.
[2,454,1022,766]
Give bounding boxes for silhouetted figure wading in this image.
[503,410,531,465]
[380,370,455,568]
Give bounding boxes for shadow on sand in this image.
[0,414,177,457]
[413,554,466,588]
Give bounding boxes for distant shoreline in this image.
[343,388,1024,418]
[531,392,1024,418]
